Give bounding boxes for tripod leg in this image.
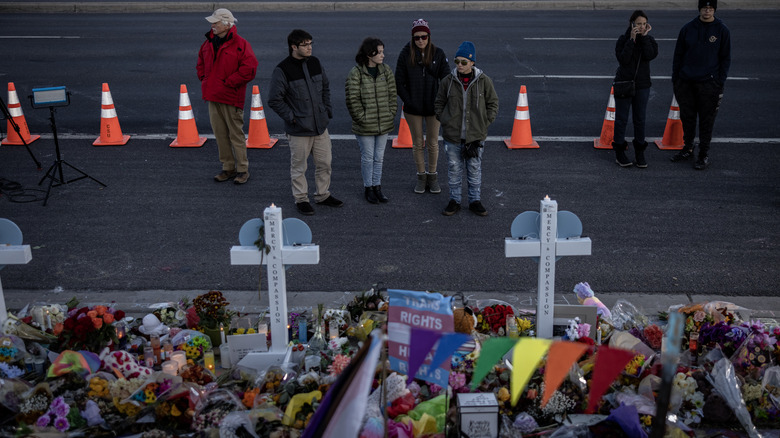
[61,160,107,187]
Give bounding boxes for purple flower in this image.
[449,372,467,390]
[54,416,70,432]
[36,414,51,428]
[51,399,70,418]
[428,383,443,395]
[693,310,706,322]
[80,400,105,427]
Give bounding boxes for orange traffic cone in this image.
[392,107,413,148]
[594,86,616,149]
[2,82,40,145]
[93,83,130,146]
[504,85,539,149]
[246,85,277,149]
[654,95,684,150]
[170,84,207,147]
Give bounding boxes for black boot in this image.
[633,139,648,168]
[612,141,632,167]
[364,187,378,204]
[372,185,389,203]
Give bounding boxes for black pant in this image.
[673,79,723,157]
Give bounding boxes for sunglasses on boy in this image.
[454,59,471,66]
[413,35,428,41]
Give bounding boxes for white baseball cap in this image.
[206,9,236,24]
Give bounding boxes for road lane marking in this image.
[37,133,780,144]
[514,75,757,80]
[0,36,81,39]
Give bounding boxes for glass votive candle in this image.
[203,349,215,372]
[171,350,187,370]
[161,361,178,376]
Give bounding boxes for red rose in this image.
[114,310,125,320]
[73,325,87,338]
[64,318,76,330]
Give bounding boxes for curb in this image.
[1,1,779,13]
[4,289,779,321]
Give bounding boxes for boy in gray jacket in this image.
[435,41,499,216]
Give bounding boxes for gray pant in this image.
[208,101,248,173]
[288,130,332,203]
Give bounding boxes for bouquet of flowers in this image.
[473,301,515,335]
[188,291,235,330]
[54,305,126,353]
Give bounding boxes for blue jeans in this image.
[356,134,388,187]
[444,140,482,204]
[613,87,650,144]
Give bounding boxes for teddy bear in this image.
[573,282,611,320]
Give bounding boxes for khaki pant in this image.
[405,113,440,174]
[288,130,332,203]
[208,101,248,173]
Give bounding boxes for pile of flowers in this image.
[1,287,779,438]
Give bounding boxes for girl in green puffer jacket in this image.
[345,37,398,204]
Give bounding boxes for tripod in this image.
[37,104,106,206]
[0,93,41,169]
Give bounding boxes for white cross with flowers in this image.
[0,242,32,326]
[504,197,592,339]
[230,204,319,370]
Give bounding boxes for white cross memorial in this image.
[230,204,319,371]
[504,196,592,339]
[0,219,33,326]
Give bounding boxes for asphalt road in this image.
[0,10,778,300]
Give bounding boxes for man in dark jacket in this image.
[268,29,343,215]
[671,0,731,170]
[197,9,257,184]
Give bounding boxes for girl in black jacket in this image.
[612,10,658,168]
[395,18,449,193]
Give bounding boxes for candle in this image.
[203,350,215,372]
[171,351,187,371]
[115,324,126,340]
[143,347,155,368]
[297,318,307,343]
[220,343,231,369]
[544,195,550,200]
[162,361,178,376]
[162,341,173,361]
[220,324,226,345]
[150,334,161,364]
[32,308,44,328]
[46,310,52,330]
[328,319,339,340]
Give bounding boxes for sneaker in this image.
[442,199,461,216]
[670,149,694,162]
[233,172,250,184]
[214,170,237,182]
[296,202,315,215]
[694,156,710,170]
[316,195,344,208]
[469,201,488,216]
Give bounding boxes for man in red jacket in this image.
[197,9,258,184]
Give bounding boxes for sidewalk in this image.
[1,0,779,13]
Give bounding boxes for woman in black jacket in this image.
[612,10,658,168]
[395,18,449,193]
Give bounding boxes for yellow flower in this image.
[497,387,510,402]
[517,318,532,332]
[171,404,181,416]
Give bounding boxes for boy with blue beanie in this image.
[435,41,499,216]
